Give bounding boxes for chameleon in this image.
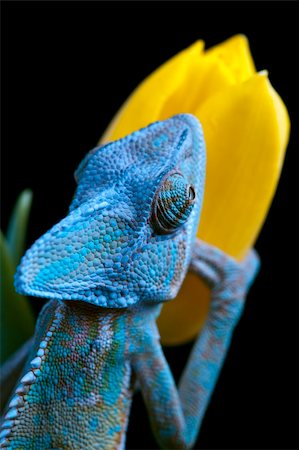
[1,114,259,449]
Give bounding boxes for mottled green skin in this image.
[5,300,161,449]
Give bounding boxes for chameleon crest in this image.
[15,114,205,308]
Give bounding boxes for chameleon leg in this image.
[132,239,260,449]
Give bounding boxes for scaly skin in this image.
[2,300,161,449]
[1,114,259,449]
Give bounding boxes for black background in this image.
[2,2,297,449]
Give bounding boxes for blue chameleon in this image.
[1,114,259,449]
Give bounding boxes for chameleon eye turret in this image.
[151,172,196,235]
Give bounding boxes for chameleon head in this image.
[15,114,206,308]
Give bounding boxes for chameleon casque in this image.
[1,114,259,449]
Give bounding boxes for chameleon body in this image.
[1,114,259,449]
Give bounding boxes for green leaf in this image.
[6,189,33,269]
[0,231,35,364]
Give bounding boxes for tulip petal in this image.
[159,53,235,120]
[101,41,205,143]
[101,40,246,144]
[196,72,290,258]
[157,272,210,345]
[206,34,256,82]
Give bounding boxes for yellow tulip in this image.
[100,35,290,345]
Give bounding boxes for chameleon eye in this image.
[152,173,196,234]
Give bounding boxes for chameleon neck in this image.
[3,300,159,450]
